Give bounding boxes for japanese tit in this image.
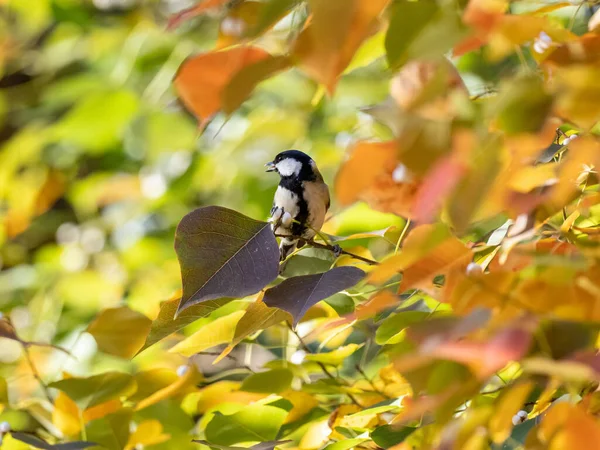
[266,150,330,261]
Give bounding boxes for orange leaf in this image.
[293,0,390,93]
[174,47,271,127]
[167,0,229,30]
[545,404,600,449]
[335,140,397,206]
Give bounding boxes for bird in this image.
[265,150,330,261]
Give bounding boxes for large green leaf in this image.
[263,267,365,326]
[204,404,288,445]
[371,425,417,447]
[85,409,133,450]
[240,369,294,393]
[49,372,136,410]
[175,206,280,314]
[194,440,291,450]
[376,311,430,345]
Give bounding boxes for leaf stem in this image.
[22,343,53,404]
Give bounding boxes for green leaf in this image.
[204,404,288,445]
[385,0,439,70]
[138,296,231,354]
[9,433,96,450]
[241,369,293,394]
[85,409,132,450]
[376,311,429,345]
[175,206,279,314]
[371,425,417,447]
[492,74,553,135]
[49,372,136,410]
[193,440,291,450]
[87,306,152,359]
[169,311,246,357]
[248,0,300,37]
[304,344,363,366]
[49,90,139,153]
[263,267,365,326]
[322,438,369,450]
[281,248,335,277]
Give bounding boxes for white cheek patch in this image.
[276,158,302,177]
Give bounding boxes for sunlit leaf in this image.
[49,372,136,410]
[371,425,416,448]
[139,293,230,353]
[293,0,390,92]
[124,420,170,450]
[169,310,245,357]
[322,438,369,450]
[304,344,362,366]
[376,311,429,345]
[175,206,279,314]
[263,267,365,326]
[87,306,152,359]
[204,404,288,445]
[174,47,273,127]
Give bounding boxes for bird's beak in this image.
[265,161,276,172]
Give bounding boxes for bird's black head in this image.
[265,150,317,180]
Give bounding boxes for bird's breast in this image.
[274,185,301,220]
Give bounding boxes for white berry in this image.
[563,137,571,145]
[466,262,483,276]
[512,410,527,425]
[517,410,528,419]
[392,164,413,184]
[0,421,10,433]
[176,365,189,377]
[269,207,283,223]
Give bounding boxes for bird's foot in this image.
[332,244,342,258]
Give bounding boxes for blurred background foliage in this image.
[1,0,600,448]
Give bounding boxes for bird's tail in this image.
[279,237,298,261]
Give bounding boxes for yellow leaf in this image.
[545,404,600,449]
[135,365,202,411]
[52,392,81,437]
[87,306,152,359]
[125,420,170,450]
[488,381,534,443]
[305,343,363,366]
[507,164,557,193]
[82,400,122,422]
[169,310,246,357]
[282,390,319,424]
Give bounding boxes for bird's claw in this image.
[332,244,342,258]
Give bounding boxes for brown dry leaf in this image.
[390,58,468,121]
[488,381,534,443]
[293,0,390,93]
[545,33,600,67]
[335,140,397,206]
[52,392,81,437]
[167,0,229,30]
[174,46,271,128]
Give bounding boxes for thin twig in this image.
[274,234,379,265]
[355,364,391,399]
[22,344,53,404]
[288,324,364,407]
